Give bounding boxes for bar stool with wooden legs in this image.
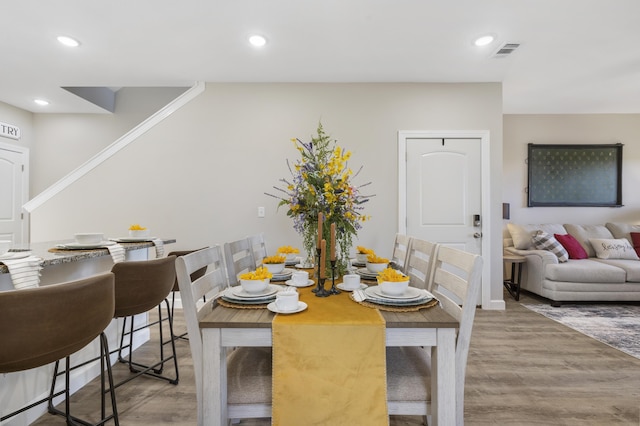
[0,273,119,425]
[110,255,179,388]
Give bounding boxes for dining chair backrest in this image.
[430,245,483,425]
[224,238,257,286]
[390,234,412,272]
[175,246,226,407]
[247,233,268,269]
[404,238,438,291]
[168,248,209,292]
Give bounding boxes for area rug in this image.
[522,303,640,360]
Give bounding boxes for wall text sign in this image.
[0,121,21,140]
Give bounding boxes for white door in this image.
[0,143,28,243]
[405,138,482,254]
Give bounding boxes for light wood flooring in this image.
[32,290,640,425]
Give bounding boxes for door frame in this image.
[398,130,491,309]
[0,140,30,243]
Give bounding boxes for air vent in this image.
[493,43,520,58]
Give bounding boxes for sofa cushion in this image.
[589,238,639,260]
[605,222,640,243]
[563,224,614,258]
[507,223,567,250]
[594,259,640,282]
[630,232,640,257]
[545,259,626,283]
[532,231,568,262]
[555,234,589,260]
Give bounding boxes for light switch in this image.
[258,206,265,218]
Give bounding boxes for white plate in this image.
[337,283,368,292]
[231,284,280,299]
[284,279,314,288]
[271,268,294,280]
[0,251,32,261]
[56,241,117,249]
[371,286,425,300]
[267,301,308,314]
[110,237,157,242]
[295,263,314,269]
[355,268,378,279]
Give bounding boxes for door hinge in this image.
[21,213,24,219]
[22,164,24,172]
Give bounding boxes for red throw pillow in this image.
[554,234,589,259]
[630,232,640,257]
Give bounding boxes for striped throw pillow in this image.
[532,230,569,262]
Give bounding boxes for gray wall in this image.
[503,114,640,226]
[29,82,506,307]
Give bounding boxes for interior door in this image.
[405,138,482,255]
[0,144,27,243]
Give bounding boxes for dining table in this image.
[199,272,459,426]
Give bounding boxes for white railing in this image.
[23,81,205,213]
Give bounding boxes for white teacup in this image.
[0,240,11,256]
[275,291,299,312]
[342,274,361,290]
[292,270,309,285]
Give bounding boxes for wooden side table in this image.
[503,253,526,301]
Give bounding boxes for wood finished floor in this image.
[32,290,640,425]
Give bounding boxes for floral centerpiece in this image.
[266,122,373,275]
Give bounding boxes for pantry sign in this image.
[0,121,21,140]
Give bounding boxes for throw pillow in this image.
[555,234,589,259]
[589,238,640,260]
[532,230,568,262]
[630,232,640,257]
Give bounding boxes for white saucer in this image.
[110,237,157,242]
[284,279,314,288]
[0,251,31,261]
[57,241,117,249]
[336,283,368,292]
[295,263,314,269]
[267,301,308,314]
[231,284,280,299]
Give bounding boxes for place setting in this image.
[54,233,117,250]
[284,270,314,288]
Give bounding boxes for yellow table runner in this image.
[272,283,388,425]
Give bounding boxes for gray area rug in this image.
[522,303,640,359]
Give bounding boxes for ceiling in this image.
[2,0,639,114]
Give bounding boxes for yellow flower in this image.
[263,255,286,264]
[129,224,146,230]
[377,267,410,282]
[240,266,273,280]
[277,246,300,254]
[367,254,388,264]
[356,246,375,255]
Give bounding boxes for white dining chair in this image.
[223,238,257,286]
[247,232,268,269]
[390,233,412,272]
[404,238,438,291]
[175,246,272,425]
[386,245,483,426]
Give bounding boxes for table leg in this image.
[202,328,226,426]
[431,328,456,426]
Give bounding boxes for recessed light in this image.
[57,35,80,47]
[474,34,495,47]
[248,34,267,47]
[34,99,49,106]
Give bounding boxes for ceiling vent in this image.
[493,43,520,58]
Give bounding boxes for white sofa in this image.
[504,222,640,306]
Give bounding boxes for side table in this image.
[503,253,526,301]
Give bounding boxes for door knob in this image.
[473,232,482,238]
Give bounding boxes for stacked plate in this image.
[270,268,294,282]
[355,267,379,281]
[221,284,282,305]
[56,241,117,250]
[362,286,434,307]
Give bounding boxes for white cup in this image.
[292,270,309,285]
[275,291,299,312]
[342,274,361,290]
[0,240,11,256]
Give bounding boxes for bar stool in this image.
[0,273,119,425]
[110,256,179,387]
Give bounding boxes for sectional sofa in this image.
[504,222,640,306]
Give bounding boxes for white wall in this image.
[29,82,506,308]
[31,87,187,195]
[503,114,640,226]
